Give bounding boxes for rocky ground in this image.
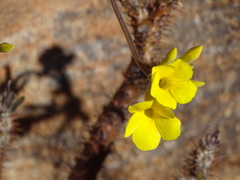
[0,0,239,179]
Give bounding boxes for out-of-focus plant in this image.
[177,130,220,180]
[0,81,24,117]
[0,80,24,151]
[0,42,14,53]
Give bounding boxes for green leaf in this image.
[0,42,14,53]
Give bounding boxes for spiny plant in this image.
[177,130,220,180]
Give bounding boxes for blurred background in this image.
[0,0,239,179]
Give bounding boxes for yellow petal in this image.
[151,65,175,77]
[128,101,153,114]
[155,88,177,109]
[160,47,177,65]
[152,101,175,119]
[155,117,181,141]
[150,72,161,97]
[125,111,146,137]
[151,73,177,109]
[169,81,197,104]
[179,45,203,63]
[192,80,205,87]
[169,59,193,81]
[132,118,161,151]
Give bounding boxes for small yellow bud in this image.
[179,45,203,63]
[0,42,14,53]
[160,47,177,65]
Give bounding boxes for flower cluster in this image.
[125,46,205,151]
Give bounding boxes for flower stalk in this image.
[109,0,151,76]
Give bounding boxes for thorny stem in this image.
[109,0,151,76]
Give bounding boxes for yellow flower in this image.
[125,100,181,151]
[150,46,205,109]
[125,46,205,151]
[151,60,196,109]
